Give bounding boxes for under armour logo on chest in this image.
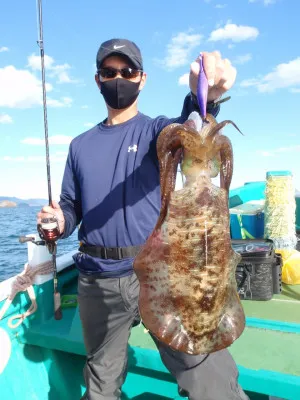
[128,144,138,153]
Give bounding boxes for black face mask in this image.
[100,78,141,109]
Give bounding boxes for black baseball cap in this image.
[96,38,143,71]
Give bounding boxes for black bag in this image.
[232,239,282,300]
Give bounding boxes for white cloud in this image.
[3,156,25,162]
[240,77,261,88]
[275,145,300,153]
[178,73,189,86]
[84,122,95,128]
[249,0,276,5]
[230,87,248,97]
[0,65,52,108]
[27,54,54,70]
[290,88,300,93]
[21,135,73,145]
[51,65,76,84]
[0,65,73,109]
[27,53,77,84]
[156,31,203,69]
[81,105,88,109]
[209,22,259,42]
[47,97,73,108]
[233,53,252,65]
[257,145,300,157]
[257,151,274,157]
[0,46,9,53]
[0,114,13,124]
[215,4,227,8]
[240,57,300,92]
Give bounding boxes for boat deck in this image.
[17,279,300,400]
[243,284,300,326]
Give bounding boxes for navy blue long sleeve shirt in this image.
[59,93,220,277]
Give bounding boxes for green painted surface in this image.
[23,305,300,377]
[129,324,157,350]
[241,284,300,324]
[127,346,300,399]
[123,371,268,399]
[230,327,300,375]
[129,323,300,376]
[0,338,86,400]
[21,306,85,356]
[122,371,181,399]
[0,338,268,400]
[17,301,300,397]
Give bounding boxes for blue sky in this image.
[0,0,299,200]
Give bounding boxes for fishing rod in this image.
[36,0,62,320]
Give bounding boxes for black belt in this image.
[79,243,142,260]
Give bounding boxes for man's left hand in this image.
[189,51,237,103]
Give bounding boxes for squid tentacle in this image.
[207,119,243,139]
[213,134,234,193]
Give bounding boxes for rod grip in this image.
[54,292,62,320]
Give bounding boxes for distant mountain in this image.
[0,196,47,207]
[18,203,30,208]
[0,200,17,208]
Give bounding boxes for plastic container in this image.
[232,239,282,300]
[229,181,266,209]
[230,200,265,240]
[27,233,51,267]
[276,248,300,285]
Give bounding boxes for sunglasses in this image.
[98,67,143,80]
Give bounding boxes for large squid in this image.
[133,109,246,355]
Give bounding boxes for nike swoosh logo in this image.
[113,45,125,49]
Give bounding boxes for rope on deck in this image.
[0,260,53,328]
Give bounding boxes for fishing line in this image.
[36,0,52,205]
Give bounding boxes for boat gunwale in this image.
[0,249,77,302]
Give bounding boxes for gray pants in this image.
[78,273,249,400]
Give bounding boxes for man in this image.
[37,38,248,400]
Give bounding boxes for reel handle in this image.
[19,236,35,244]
